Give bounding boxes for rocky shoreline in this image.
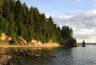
[14,49,56,58]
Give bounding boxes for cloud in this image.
[53,9,96,43]
[58,15,71,20]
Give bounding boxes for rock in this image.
[18,37,27,45]
[0,33,12,44]
[0,55,12,65]
[15,49,33,57]
[15,49,56,59]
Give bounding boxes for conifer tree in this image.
[0,0,76,46]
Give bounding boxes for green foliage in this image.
[0,0,77,47]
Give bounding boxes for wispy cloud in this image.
[53,9,96,43]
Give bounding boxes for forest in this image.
[0,0,76,47]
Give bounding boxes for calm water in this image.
[0,45,96,65]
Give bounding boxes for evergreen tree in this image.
[0,0,77,47]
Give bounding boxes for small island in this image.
[82,40,86,47]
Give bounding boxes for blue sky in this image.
[21,0,96,43]
[21,0,96,16]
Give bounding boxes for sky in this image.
[21,0,96,43]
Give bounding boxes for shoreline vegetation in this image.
[0,0,77,47]
[0,33,77,48]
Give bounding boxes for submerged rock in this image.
[15,49,32,57]
[14,49,56,58]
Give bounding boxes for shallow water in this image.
[0,45,96,65]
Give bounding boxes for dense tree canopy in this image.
[0,0,76,47]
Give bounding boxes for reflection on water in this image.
[0,45,96,65]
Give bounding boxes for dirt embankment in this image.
[0,33,61,48]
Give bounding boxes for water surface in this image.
[0,45,96,65]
